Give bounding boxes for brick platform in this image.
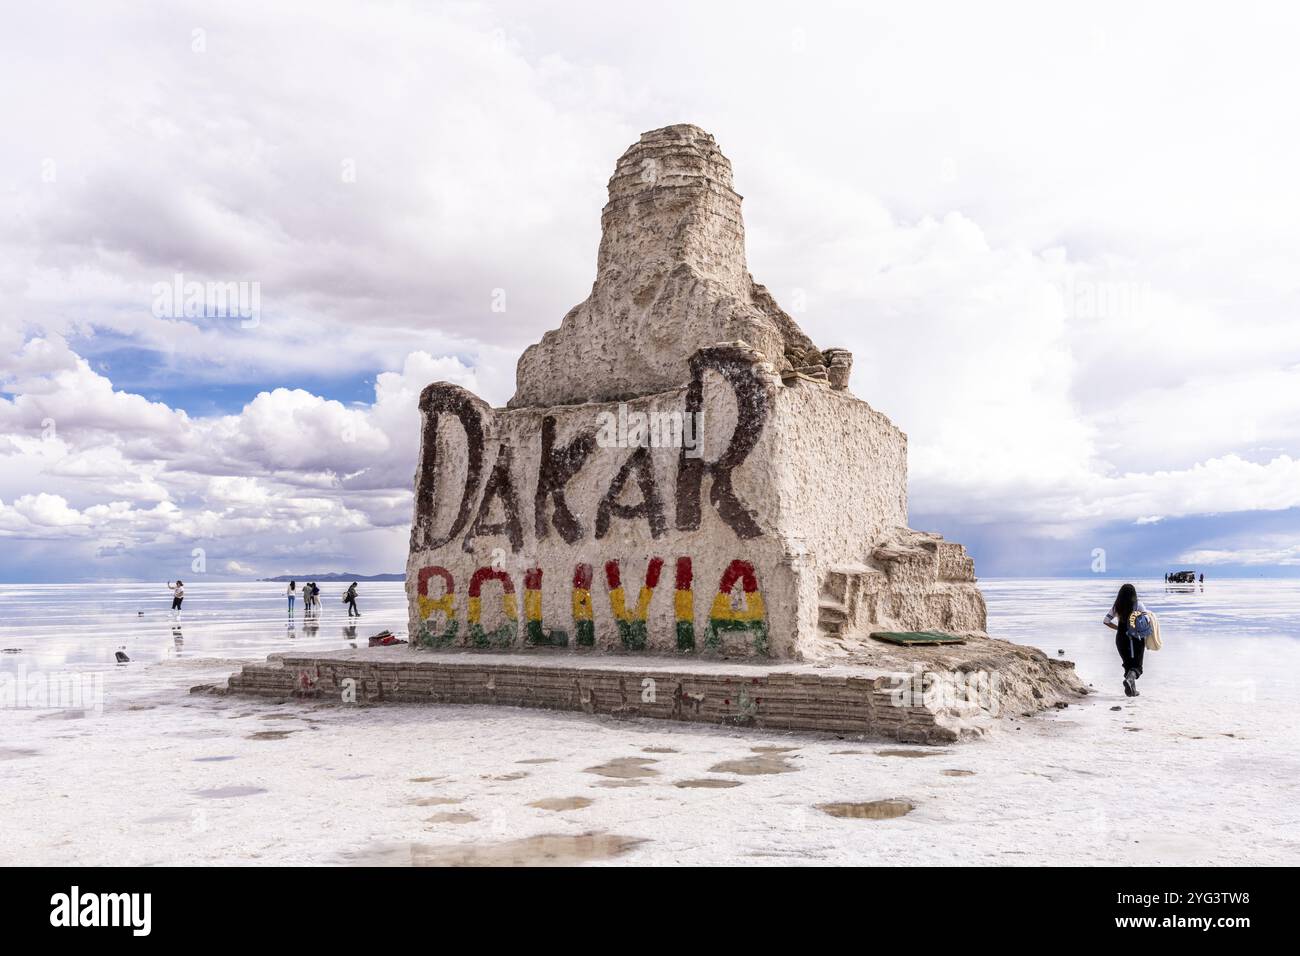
[223,643,1086,743]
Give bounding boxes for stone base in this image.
[223,638,1087,744]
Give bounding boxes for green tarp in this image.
[870,630,966,646]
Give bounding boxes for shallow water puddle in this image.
[353,832,645,866]
[674,778,742,789]
[830,750,866,755]
[818,799,914,819]
[751,745,800,754]
[584,757,659,779]
[876,749,949,758]
[425,812,477,824]
[194,786,268,798]
[941,769,976,777]
[137,812,191,825]
[516,758,560,764]
[247,730,296,740]
[708,753,798,775]
[408,796,465,807]
[642,747,678,754]
[193,755,238,763]
[591,779,645,788]
[482,771,529,781]
[0,747,40,760]
[408,776,445,783]
[529,797,593,811]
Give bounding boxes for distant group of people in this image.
[161,578,364,630]
[287,580,360,618]
[287,580,328,617]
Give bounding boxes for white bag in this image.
[1144,610,1163,651]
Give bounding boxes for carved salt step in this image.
[871,545,939,587]
[936,541,976,582]
[817,600,849,634]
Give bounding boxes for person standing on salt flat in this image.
[167,580,184,619]
[287,580,296,619]
[344,581,360,618]
[1103,583,1148,698]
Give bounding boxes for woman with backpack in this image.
[344,581,360,617]
[1103,583,1149,697]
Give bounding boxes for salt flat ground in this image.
[1,579,1296,865]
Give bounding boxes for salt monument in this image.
[228,125,1084,741]
[406,124,987,658]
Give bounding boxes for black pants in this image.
[1116,629,1144,677]
[347,598,359,617]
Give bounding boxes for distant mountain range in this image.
[259,572,404,582]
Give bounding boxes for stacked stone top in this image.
[599,124,747,290]
[510,124,836,409]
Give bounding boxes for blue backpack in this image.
[1129,609,1161,649]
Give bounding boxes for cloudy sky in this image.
[2,0,1298,581]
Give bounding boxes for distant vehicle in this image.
[1165,570,1197,584]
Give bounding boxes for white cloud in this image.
[2,1,1300,575]
[1181,545,1300,568]
[7,493,91,529]
[0,339,453,574]
[0,337,187,439]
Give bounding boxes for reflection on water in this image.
[2,577,1299,707]
[0,582,410,708]
[0,581,409,670]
